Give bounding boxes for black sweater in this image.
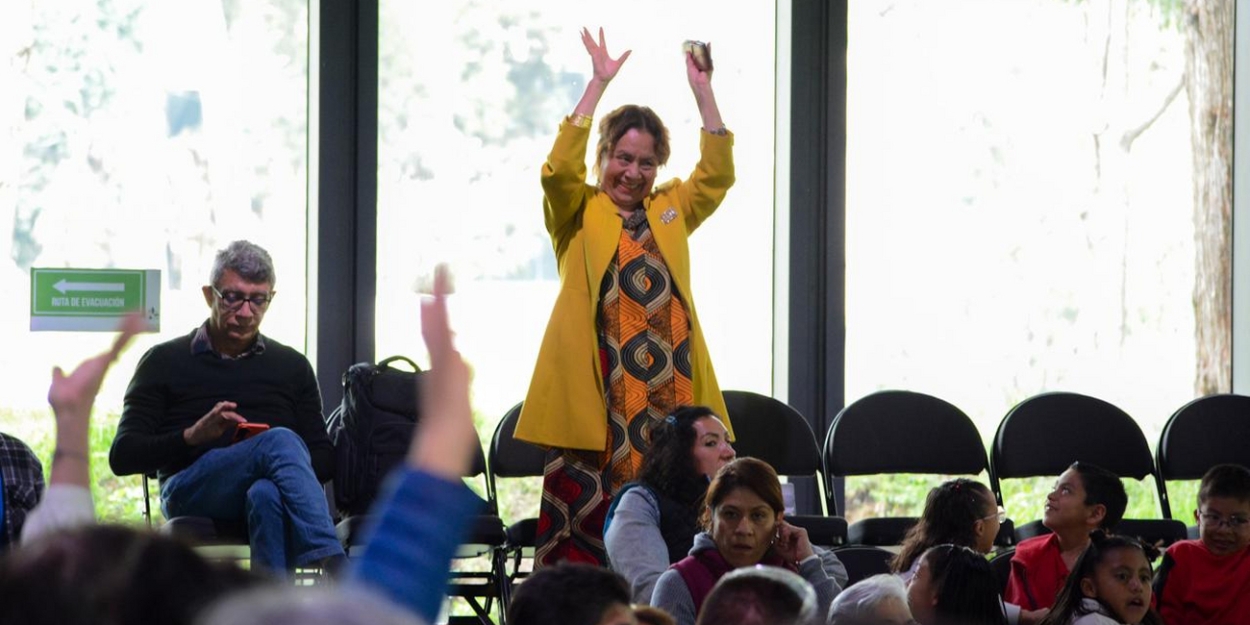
[109,329,332,483]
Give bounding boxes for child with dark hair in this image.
[1038,531,1162,625]
[507,562,634,625]
[1153,463,1250,625]
[1005,462,1128,612]
[892,479,1047,625]
[906,543,1007,625]
[605,405,736,603]
[891,478,1002,581]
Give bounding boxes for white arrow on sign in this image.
[54,279,126,294]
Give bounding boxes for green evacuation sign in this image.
[31,268,161,332]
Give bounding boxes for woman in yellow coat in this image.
[516,27,735,566]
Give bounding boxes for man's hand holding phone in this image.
[232,422,271,444]
[183,400,247,446]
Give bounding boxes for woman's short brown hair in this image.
[592,105,671,182]
[700,457,785,530]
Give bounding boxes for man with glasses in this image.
[1153,463,1250,625]
[109,240,345,577]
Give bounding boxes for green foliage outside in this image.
[0,408,147,525]
[841,472,1200,545]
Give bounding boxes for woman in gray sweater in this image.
[604,406,736,604]
[651,458,847,625]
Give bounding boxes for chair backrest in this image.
[831,545,895,587]
[489,402,546,478]
[989,391,1166,516]
[989,549,1014,594]
[723,390,823,478]
[487,401,546,510]
[1156,394,1250,518]
[823,390,988,515]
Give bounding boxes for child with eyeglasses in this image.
[1152,463,1250,625]
[890,478,1046,625]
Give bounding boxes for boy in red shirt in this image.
[1004,461,1128,612]
[1153,463,1250,625]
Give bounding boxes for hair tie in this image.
[665,415,677,425]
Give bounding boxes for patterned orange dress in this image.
[534,209,693,566]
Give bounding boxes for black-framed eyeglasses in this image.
[211,286,274,311]
[1199,512,1249,530]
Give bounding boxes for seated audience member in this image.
[507,562,636,625]
[828,573,913,625]
[0,523,262,625]
[891,478,1046,625]
[907,544,1007,625]
[633,605,677,625]
[108,240,345,577]
[1038,531,1163,625]
[605,405,736,603]
[0,433,43,548]
[1,265,483,625]
[892,479,1002,582]
[21,313,142,542]
[1005,462,1127,612]
[695,565,816,625]
[1153,463,1250,625]
[651,457,847,625]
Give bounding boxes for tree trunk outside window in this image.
[1186,0,1234,396]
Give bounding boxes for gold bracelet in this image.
[570,113,593,129]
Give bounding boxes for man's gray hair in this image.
[828,573,911,625]
[696,565,818,625]
[211,240,276,287]
[196,586,426,625]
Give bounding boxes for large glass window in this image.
[377,2,781,522]
[845,0,1229,524]
[1,0,311,522]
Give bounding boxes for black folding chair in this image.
[337,440,509,625]
[823,390,1005,546]
[723,390,848,548]
[831,545,895,587]
[142,473,253,563]
[1156,393,1250,536]
[488,402,547,585]
[990,391,1186,551]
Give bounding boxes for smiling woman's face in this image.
[600,128,658,210]
[710,486,781,569]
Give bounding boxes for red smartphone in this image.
[232,422,271,444]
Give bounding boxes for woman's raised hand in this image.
[582,26,631,83]
[685,41,713,88]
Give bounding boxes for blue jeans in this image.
[160,427,344,575]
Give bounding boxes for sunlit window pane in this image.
[376,2,779,425]
[2,0,310,521]
[846,0,1226,522]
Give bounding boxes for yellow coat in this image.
[515,119,735,451]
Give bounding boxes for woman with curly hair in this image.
[605,405,735,603]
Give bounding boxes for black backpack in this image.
[325,356,422,517]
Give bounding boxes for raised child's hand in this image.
[410,264,477,479]
[48,312,143,422]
